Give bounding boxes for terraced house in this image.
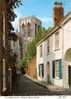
[36,1,71,89]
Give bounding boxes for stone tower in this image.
[53,1,64,26]
[19,16,41,58]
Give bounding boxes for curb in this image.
[25,74,67,92]
[24,74,48,89]
[34,80,48,89]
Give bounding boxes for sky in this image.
[12,0,71,31]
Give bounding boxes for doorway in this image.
[47,62,50,83]
[68,66,71,88]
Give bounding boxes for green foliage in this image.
[21,26,47,68]
[19,57,28,68]
[45,27,52,33]
[26,39,36,60]
[19,23,52,68]
[0,0,4,4]
[35,26,46,43]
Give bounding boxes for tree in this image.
[20,26,47,68]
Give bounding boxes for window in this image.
[53,61,55,78]
[59,60,62,79]
[52,59,62,79]
[47,39,50,55]
[55,32,59,50]
[27,22,31,37]
[40,45,42,57]
[35,24,37,36]
[22,24,26,37]
[39,64,44,78]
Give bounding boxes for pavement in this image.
[25,74,71,95]
[12,74,71,95]
[13,74,49,96]
[25,74,65,91]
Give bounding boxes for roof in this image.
[36,11,71,46]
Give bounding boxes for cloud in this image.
[37,16,52,23]
[12,16,20,32]
[12,9,21,32]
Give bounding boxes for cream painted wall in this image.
[62,19,71,88]
[37,28,63,86]
[36,13,71,88]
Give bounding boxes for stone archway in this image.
[64,48,71,88]
[64,48,71,62]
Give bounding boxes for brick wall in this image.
[27,56,37,80]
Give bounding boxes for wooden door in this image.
[68,66,71,88]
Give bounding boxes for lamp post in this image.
[2,2,7,95]
[8,66,12,95]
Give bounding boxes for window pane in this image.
[47,39,50,54]
[52,59,62,79]
[52,61,55,78]
[59,60,62,79]
[55,32,59,49]
[39,64,44,78]
[40,45,42,57]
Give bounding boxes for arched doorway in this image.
[64,48,71,88]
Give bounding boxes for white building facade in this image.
[36,12,71,88]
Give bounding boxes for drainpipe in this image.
[2,10,7,95]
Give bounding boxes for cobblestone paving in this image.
[13,75,71,96]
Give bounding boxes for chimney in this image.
[53,1,64,26]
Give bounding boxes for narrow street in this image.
[13,74,49,96]
[12,74,71,96]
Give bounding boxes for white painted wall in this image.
[36,40,48,81]
[62,18,71,88]
[36,28,63,86]
[36,13,71,88]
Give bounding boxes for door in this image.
[47,62,50,83]
[68,66,71,88]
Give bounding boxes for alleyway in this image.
[13,74,71,96]
[13,74,49,96]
